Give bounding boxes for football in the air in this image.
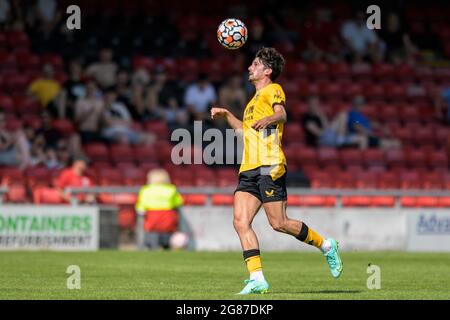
[217,18,248,49]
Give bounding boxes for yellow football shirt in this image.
[239,83,287,176]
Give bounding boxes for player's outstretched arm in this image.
[211,107,243,131]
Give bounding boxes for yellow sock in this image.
[245,255,262,273]
[243,249,262,273]
[296,223,324,248]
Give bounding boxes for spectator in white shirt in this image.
[341,11,379,58]
[184,73,217,121]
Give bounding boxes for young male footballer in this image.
[211,47,343,294]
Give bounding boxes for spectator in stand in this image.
[115,68,132,107]
[302,96,368,149]
[340,11,380,60]
[56,155,95,203]
[160,96,189,131]
[147,66,183,118]
[135,169,183,250]
[378,12,418,61]
[184,73,217,121]
[347,95,401,149]
[0,110,31,169]
[218,73,247,116]
[85,48,118,89]
[33,0,61,37]
[433,86,450,125]
[74,80,104,144]
[28,63,61,117]
[58,60,86,120]
[101,87,155,145]
[35,110,82,156]
[0,0,10,29]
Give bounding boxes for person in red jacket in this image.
[56,155,95,203]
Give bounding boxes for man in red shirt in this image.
[56,155,95,203]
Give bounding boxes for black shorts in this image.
[235,165,287,203]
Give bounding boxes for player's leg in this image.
[263,200,327,249]
[263,200,343,278]
[233,191,269,294]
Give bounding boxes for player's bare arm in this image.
[251,104,287,130]
[211,107,243,131]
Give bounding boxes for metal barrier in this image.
[63,186,450,208]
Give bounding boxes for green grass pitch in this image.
[0,251,449,300]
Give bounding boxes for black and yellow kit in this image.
[236,83,287,203]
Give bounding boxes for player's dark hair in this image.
[255,47,285,81]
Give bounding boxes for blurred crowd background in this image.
[0,0,450,213]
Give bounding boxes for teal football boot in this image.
[324,238,343,278]
[237,279,269,295]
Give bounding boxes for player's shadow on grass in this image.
[273,290,362,294]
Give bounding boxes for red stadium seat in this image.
[342,196,372,207]
[317,147,339,167]
[400,107,421,124]
[132,55,154,72]
[0,167,25,185]
[217,168,238,187]
[13,95,41,115]
[0,95,14,113]
[288,195,336,207]
[5,184,28,203]
[378,171,400,189]
[99,193,137,205]
[309,172,333,188]
[363,149,385,167]
[40,53,64,71]
[133,146,158,165]
[298,148,318,167]
[334,171,357,188]
[25,166,51,188]
[343,83,363,100]
[4,74,29,94]
[84,143,110,163]
[371,196,395,207]
[422,172,444,189]
[16,52,40,71]
[399,170,421,189]
[52,119,75,137]
[193,167,217,187]
[385,149,405,170]
[121,167,146,186]
[364,84,385,102]
[182,194,207,206]
[109,144,135,164]
[211,194,234,206]
[405,149,427,169]
[372,63,394,80]
[339,149,363,168]
[307,62,329,80]
[384,84,407,102]
[356,171,378,189]
[438,197,450,207]
[98,168,123,185]
[33,187,64,204]
[283,123,303,144]
[171,168,195,186]
[427,150,448,170]
[329,62,351,80]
